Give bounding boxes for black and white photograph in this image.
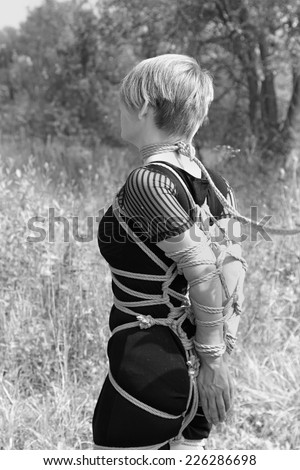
[0,0,299,461]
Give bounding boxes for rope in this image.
[103,148,248,444]
[111,266,169,281]
[142,141,300,236]
[165,244,216,274]
[113,195,170,271]
[194,340,227,358]
[112,274,163,300]
[225,333,237,354]
[108,369,183,420]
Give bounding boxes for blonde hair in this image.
[120,54,214,140]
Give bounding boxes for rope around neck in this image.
[140,141,300,236]
[141,141,196,163]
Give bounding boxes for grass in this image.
[0,137,299,450]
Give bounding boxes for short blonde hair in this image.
[120,54,214,140]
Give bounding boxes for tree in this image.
[173,0,300,154]
[0,0,299,156]
[0,0,122,142]
[99,0,300,155]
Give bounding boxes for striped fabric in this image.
[120,165,236,243]
[121,166,194,242]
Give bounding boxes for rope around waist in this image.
[107,305,200,426]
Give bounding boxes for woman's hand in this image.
[197,355,233,425]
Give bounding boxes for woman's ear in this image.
[138,100,149,120]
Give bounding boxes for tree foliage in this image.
[0,0,299,155]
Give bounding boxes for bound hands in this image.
[197,353,233,425]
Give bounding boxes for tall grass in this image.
[0,139,299,449]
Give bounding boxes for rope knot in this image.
[136,314,156,329]
[186,354,200,379]
[176,141,196,161]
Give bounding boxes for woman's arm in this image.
[211,215,246,354]
[121,166,244,424]
[157,222,235,425]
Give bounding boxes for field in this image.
[0,137,299,450]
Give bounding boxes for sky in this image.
[0,0,47,29]
[0,1,98,30]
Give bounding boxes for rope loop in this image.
[194,340,226,358]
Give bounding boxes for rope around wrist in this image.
[194,339,226,358]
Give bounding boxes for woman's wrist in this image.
[197,354,224,368]
[196,349,230,367]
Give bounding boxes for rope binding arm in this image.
[147,153,247,356]
[103,143,251,444]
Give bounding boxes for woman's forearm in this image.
[158,224,227,351]
[183,264,224,346]
[157,223,244,356]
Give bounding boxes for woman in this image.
[93,54,246,450]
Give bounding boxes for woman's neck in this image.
[142,150,203,179]
[136,128,190,150]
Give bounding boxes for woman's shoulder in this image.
[124,165,176,194]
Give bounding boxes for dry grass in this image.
[0,140,299,450]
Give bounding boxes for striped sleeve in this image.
[121,167,194,242]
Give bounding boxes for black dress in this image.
[92,161,233,449]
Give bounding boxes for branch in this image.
[177,5,194,25]
[283,69,300,134]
